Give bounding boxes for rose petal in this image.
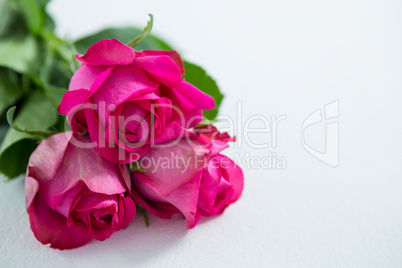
[58,89,93,115]
[134,139,206,197]
[52,182,84,217]
[210,178,234,215]
[32,133,129,207]
[196,163,221,213]
[59,66,115,118]
[132,170,203,227]
[135,50,185,75]
[134,55,183,82]
[217,155,244,203]
[77,39,135,66]
[85,107,146,163]
[193,125,235,156]
[73,193,119,212]
[90,65,159,129]
[27,194,92,250]
[28,132,73,183]
[69,64,108,92]
[131,181,181,219]
[162,170,202,228]
[116,197,136,231]
[169,80,215,110]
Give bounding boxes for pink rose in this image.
[58,39,215,164]
[25,132,136,250]
[131,126,244,228]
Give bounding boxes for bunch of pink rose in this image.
[25,39,244,250]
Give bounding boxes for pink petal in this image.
[73,194,119,212]
[134,55,183,82]
[135,50,185,75]
[116,197,136,231]
[31,133,129,209]
[27,132,73,183]
[162,170,202,228]
[52,182,84,217]
[66,106,89,133]
[156,84,211,130]
[27,194,92,250]
[153,110,203,144]
[59,66,115,119]
[169,80,215,110]
[192,125,235,156]
[134,139,206,197]
[132,184,180,219]
[58,89,93,115]
[92,65,159,107]
[25,170,40,209]
[77,39,135,66]
[217,155,244,203]
[189,214,204,229]
[69,64,108,91]
[196,163,221,213]
[85,106,146,163]
[90,65,159,128]
[210,178,234,215]
[119,164,132,193]
[131,180,180,219]
[131,170,203,227]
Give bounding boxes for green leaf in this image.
[0,124,7,145]
[183,61,224,120]
[36,0,51,6]
[39,47,73,107]
[0,68,24,116]
[127,14,153,48]
[0,33,40,74]
[43,85,67,107]
[20,0,43,35]
[0,138,37,179]
[53,114,70,133]
[0,91,58,179]
[0,0,14,37]
[74,26,173,55]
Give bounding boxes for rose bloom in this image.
[131,125,244,228]
[58,39,215,164]
[25,132,136,250]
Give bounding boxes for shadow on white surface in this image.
[59,215,189,266]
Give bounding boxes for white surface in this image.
[1,0,402,267]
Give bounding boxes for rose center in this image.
[100,214,113,224]
[119,103,151,143]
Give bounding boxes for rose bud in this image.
[131,125,244,228]
[25,132,136,250]
[58,39,215,164]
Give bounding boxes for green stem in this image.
[6,106,54,139]
[137,205,150,227]
[127,14,154,48]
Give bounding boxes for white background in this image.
[1,0,402,267]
